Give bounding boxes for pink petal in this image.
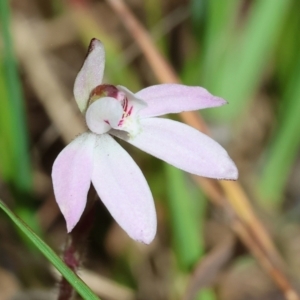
[91,134,156,244]
[86,97,124,134]
[52,133,96,232]
[73,39,105,112]
[135,84,227,118]
[111,118,238,180]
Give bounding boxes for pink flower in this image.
[52,38,238,244]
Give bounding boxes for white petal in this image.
[117,85,147,114]
[74,39,105,112]
[111,118,238,180]
[86,97,124,134]
[52,133,96,232]
[135,84,227,118]
[92,134,156,244]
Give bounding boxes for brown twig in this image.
[105,0,299,299]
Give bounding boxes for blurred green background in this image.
[0,0,300,299]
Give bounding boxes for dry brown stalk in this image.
[105,0,299,299]
[13,16,86,144]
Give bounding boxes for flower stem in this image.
[57,202,96,300]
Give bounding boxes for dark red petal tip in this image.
[86,38,99,57]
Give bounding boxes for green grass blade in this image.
[0,0,32,192]
[183,0,240,86]
[200,0,240,88]
[275,4,300,86]
[258,60,300,208]
[0,65,15,180]
[209,0,293,121]
[185,0,292,122]
[0,63,40,241]
[165,164,205,269]
[0,200,100,300]
[196,288,216,300]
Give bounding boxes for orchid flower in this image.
[52,38,238,244]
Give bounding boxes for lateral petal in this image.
[92,134,156,244]
[111,118,238,180]
[74,39,105,113]
[52,133,96,232]
[85,97,124,134]
[136,84,227,118]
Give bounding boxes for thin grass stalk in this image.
[206,0,293,121]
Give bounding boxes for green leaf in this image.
[0,200,100,300]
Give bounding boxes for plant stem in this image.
[57,202,96,300]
